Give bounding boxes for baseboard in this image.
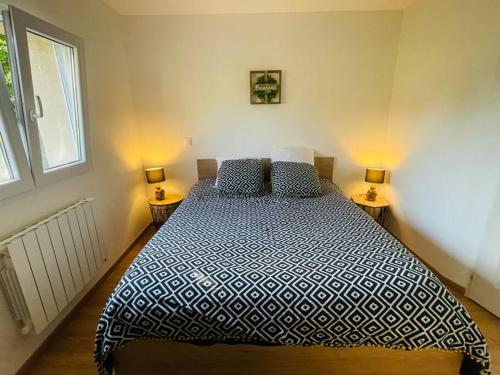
[16,222,154,375]
[385,229,467,295]
[407,246,466,295]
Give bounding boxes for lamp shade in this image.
[145,167,165,184]
[365,168,385,184]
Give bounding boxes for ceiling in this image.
[101,0,417,16]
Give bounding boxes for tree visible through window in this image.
[0,23,14,101]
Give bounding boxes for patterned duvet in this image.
[95,180,490,374]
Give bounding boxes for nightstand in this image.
[351,194,390,226]
[148,194,183,229]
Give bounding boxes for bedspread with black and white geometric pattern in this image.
[94,180,490,375]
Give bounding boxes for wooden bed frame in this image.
[112,157,463,374]
[113,340,461,375]
[196,157,335,181]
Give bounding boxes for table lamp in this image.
[145,167,166,200]
[365,168,385,201]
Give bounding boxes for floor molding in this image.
[16,222,154,375]
[385,229,467,295]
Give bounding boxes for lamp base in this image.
[155,186,165,200]
[366,186,377,201]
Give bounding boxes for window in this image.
[9,6,90,185]
[0,6,90,199]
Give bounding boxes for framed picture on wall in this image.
[250,70,281,104]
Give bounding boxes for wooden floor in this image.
[20,225,500,375]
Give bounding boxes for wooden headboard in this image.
[197,157,334,182]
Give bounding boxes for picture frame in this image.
[250,70,281,104]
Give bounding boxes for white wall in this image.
[385,0,500,286]
[122,11,403,197]
[0,0,150,373]
[465,55,500,314]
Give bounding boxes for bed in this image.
[95,157,490,375]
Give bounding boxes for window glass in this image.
[26,31,81,171]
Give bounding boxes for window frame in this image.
[7,6,91,187]
[0,57,33,200]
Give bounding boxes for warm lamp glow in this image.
[145,167,166,200]
[364,168,386,202]
[145,167,165,184]
[365,168,385,184]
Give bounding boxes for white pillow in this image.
[271,147,314,165]
[216,156,233,171]
[215,157,230,187]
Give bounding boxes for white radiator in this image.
[0,198,106,334]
